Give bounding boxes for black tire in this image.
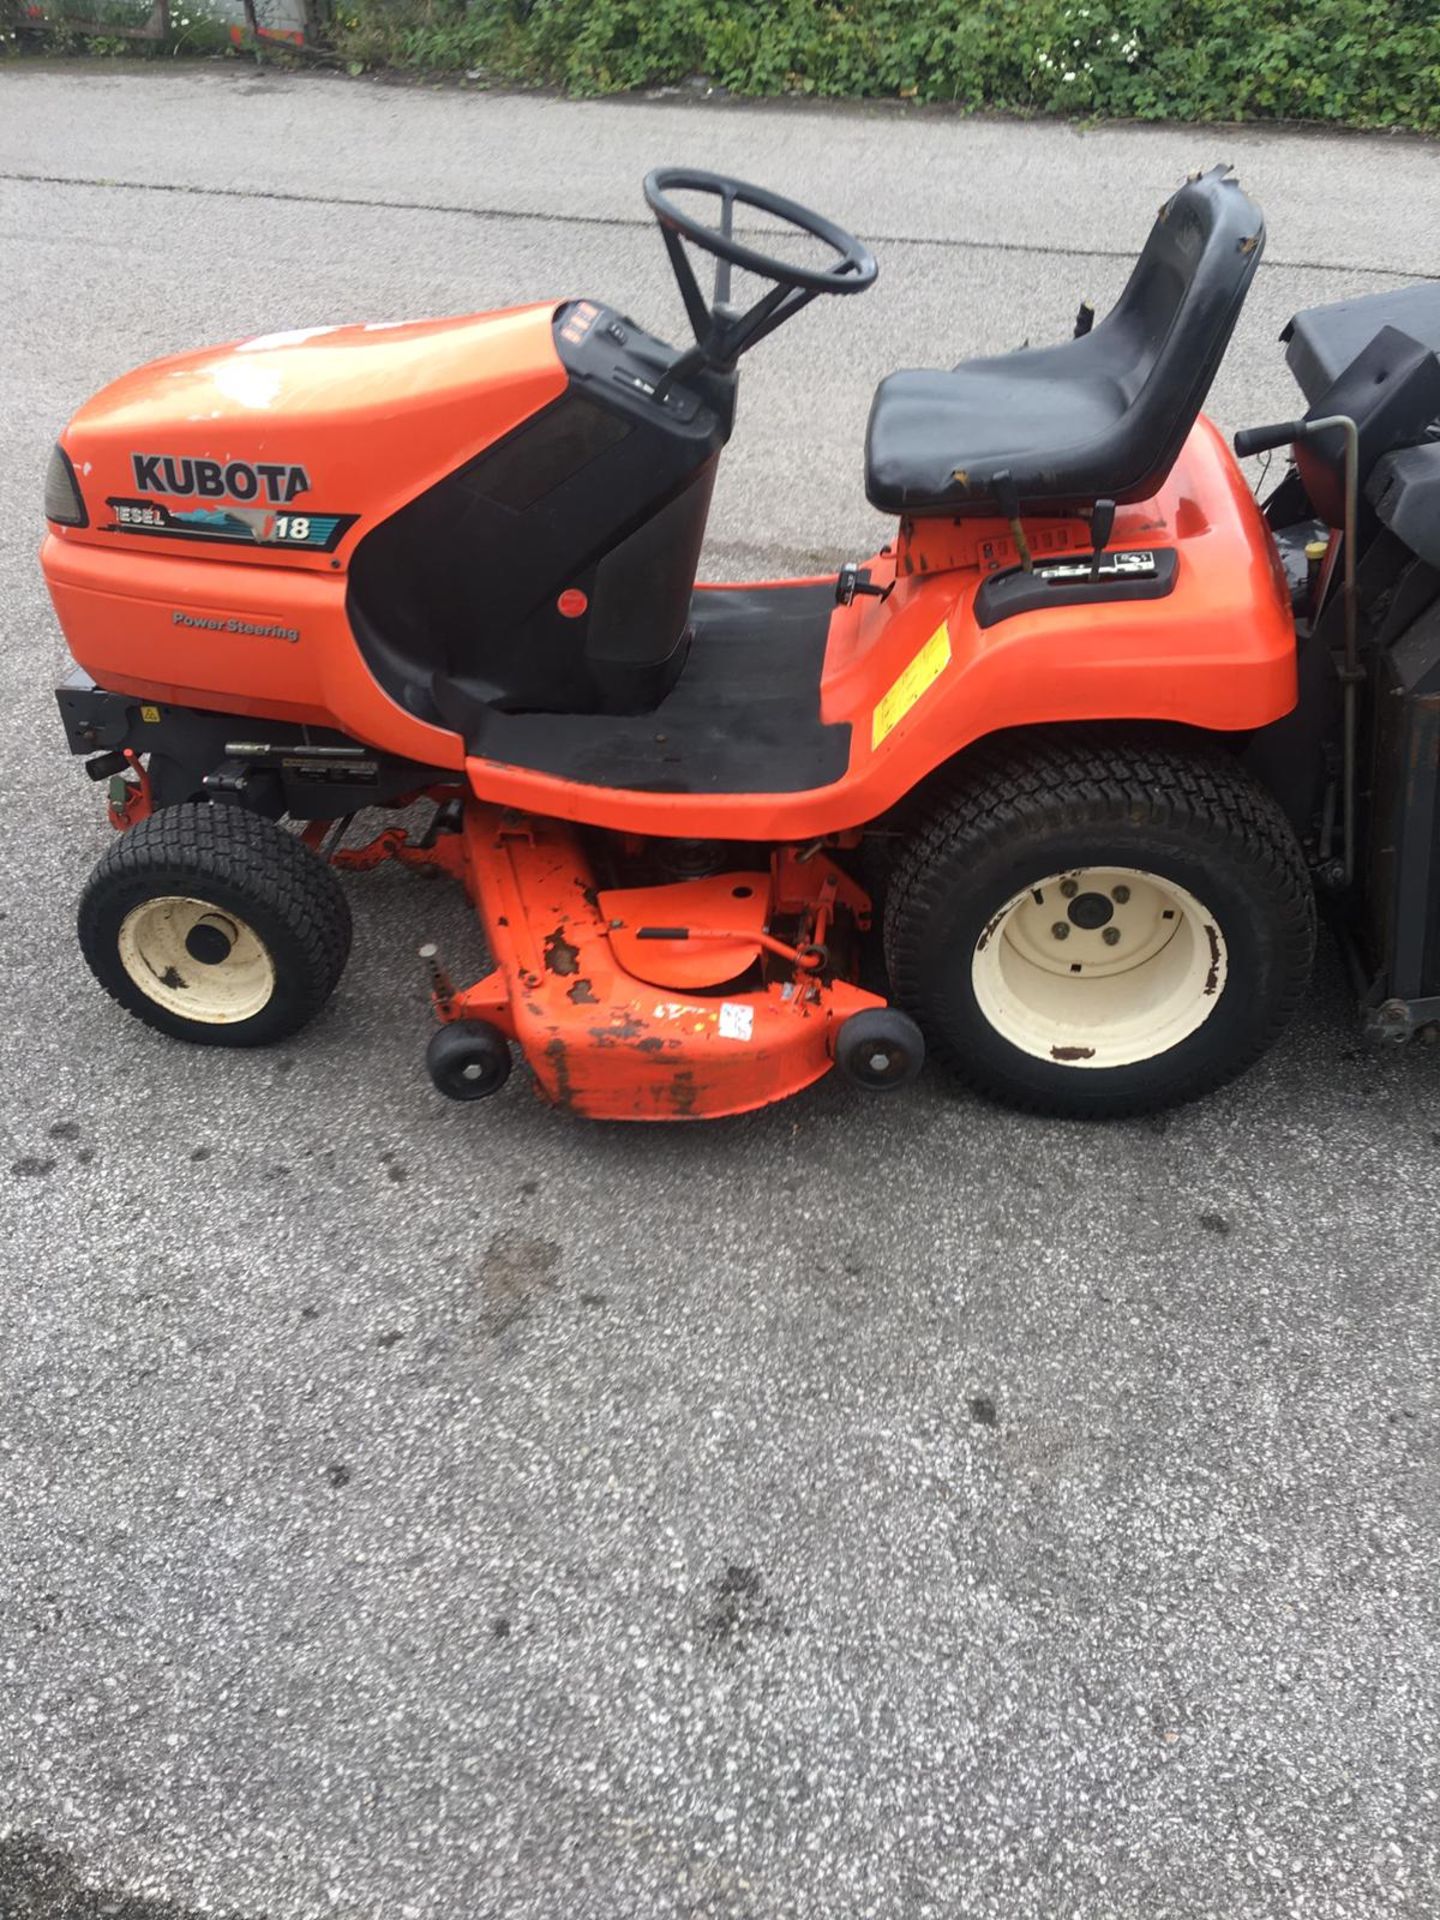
[78,803,352,1047]
[833,1008,925,1092]
[883,732,1316,1118]
[426,1020,513,1101]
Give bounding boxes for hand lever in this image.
[836,563,892,607]
[1088,498,1116,581]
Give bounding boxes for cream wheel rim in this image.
[970,866,1227,1068]
[117,895,276,1024]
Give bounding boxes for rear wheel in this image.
[884,734,1315,1117]
[79,804,351,1046]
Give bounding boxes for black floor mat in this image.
[463,580,851,795]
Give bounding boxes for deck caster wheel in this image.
[833,1008,925,1092]
[426,1020,512,1101]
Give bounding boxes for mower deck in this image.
[334,800,885,1120]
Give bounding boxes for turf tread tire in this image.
[78,803,352,1047]
[883,730,1316,1117]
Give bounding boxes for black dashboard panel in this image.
[348,302,736,722]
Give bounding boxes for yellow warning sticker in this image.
[871,620,951,750]
[140,705,161,723]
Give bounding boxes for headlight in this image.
[44,443,88,528]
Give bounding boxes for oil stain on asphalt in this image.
[473,1231,562,1338]
[701,1564,787,1649]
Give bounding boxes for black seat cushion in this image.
[865,166,1264,517]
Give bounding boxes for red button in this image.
[557,589,588,619]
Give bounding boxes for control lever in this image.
[836,563,893,607]
[634,925,825,971]
[1087,497,1117,581]
[1232,419,1309,458]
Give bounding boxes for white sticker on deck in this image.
[718,1002,755,1042]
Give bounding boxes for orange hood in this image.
[53,302,567,571]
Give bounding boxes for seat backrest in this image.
[1086,165,1265,501]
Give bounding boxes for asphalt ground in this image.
[0,65,1436,1920]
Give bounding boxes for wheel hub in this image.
[1003,869,1190,981]
[184,915,237,966]
[1066,890,1114,931]
[971,866,1226,1068]
[118,895,276,1024]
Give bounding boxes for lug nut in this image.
[1112,884,1131,904]
[1102,926,1122,946]
[1060,879,1079,899]
[1051,922,1070,941]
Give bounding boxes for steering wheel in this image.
[642,166,878,380]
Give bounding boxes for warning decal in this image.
[718,1002,755,1042]
[871,620,952,750]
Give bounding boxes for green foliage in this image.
[9,0,1439,130]
[330,0,1440,130]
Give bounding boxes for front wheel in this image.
[78,804,352,1047]
[884,734,1316,1117]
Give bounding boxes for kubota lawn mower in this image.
[41,165,1440,1119]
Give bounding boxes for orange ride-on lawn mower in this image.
[42,165,1440,1118]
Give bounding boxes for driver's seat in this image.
[864,167,1264,518]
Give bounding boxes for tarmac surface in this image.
[0,64,1437,1920]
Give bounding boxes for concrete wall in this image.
[205,0,309,33]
